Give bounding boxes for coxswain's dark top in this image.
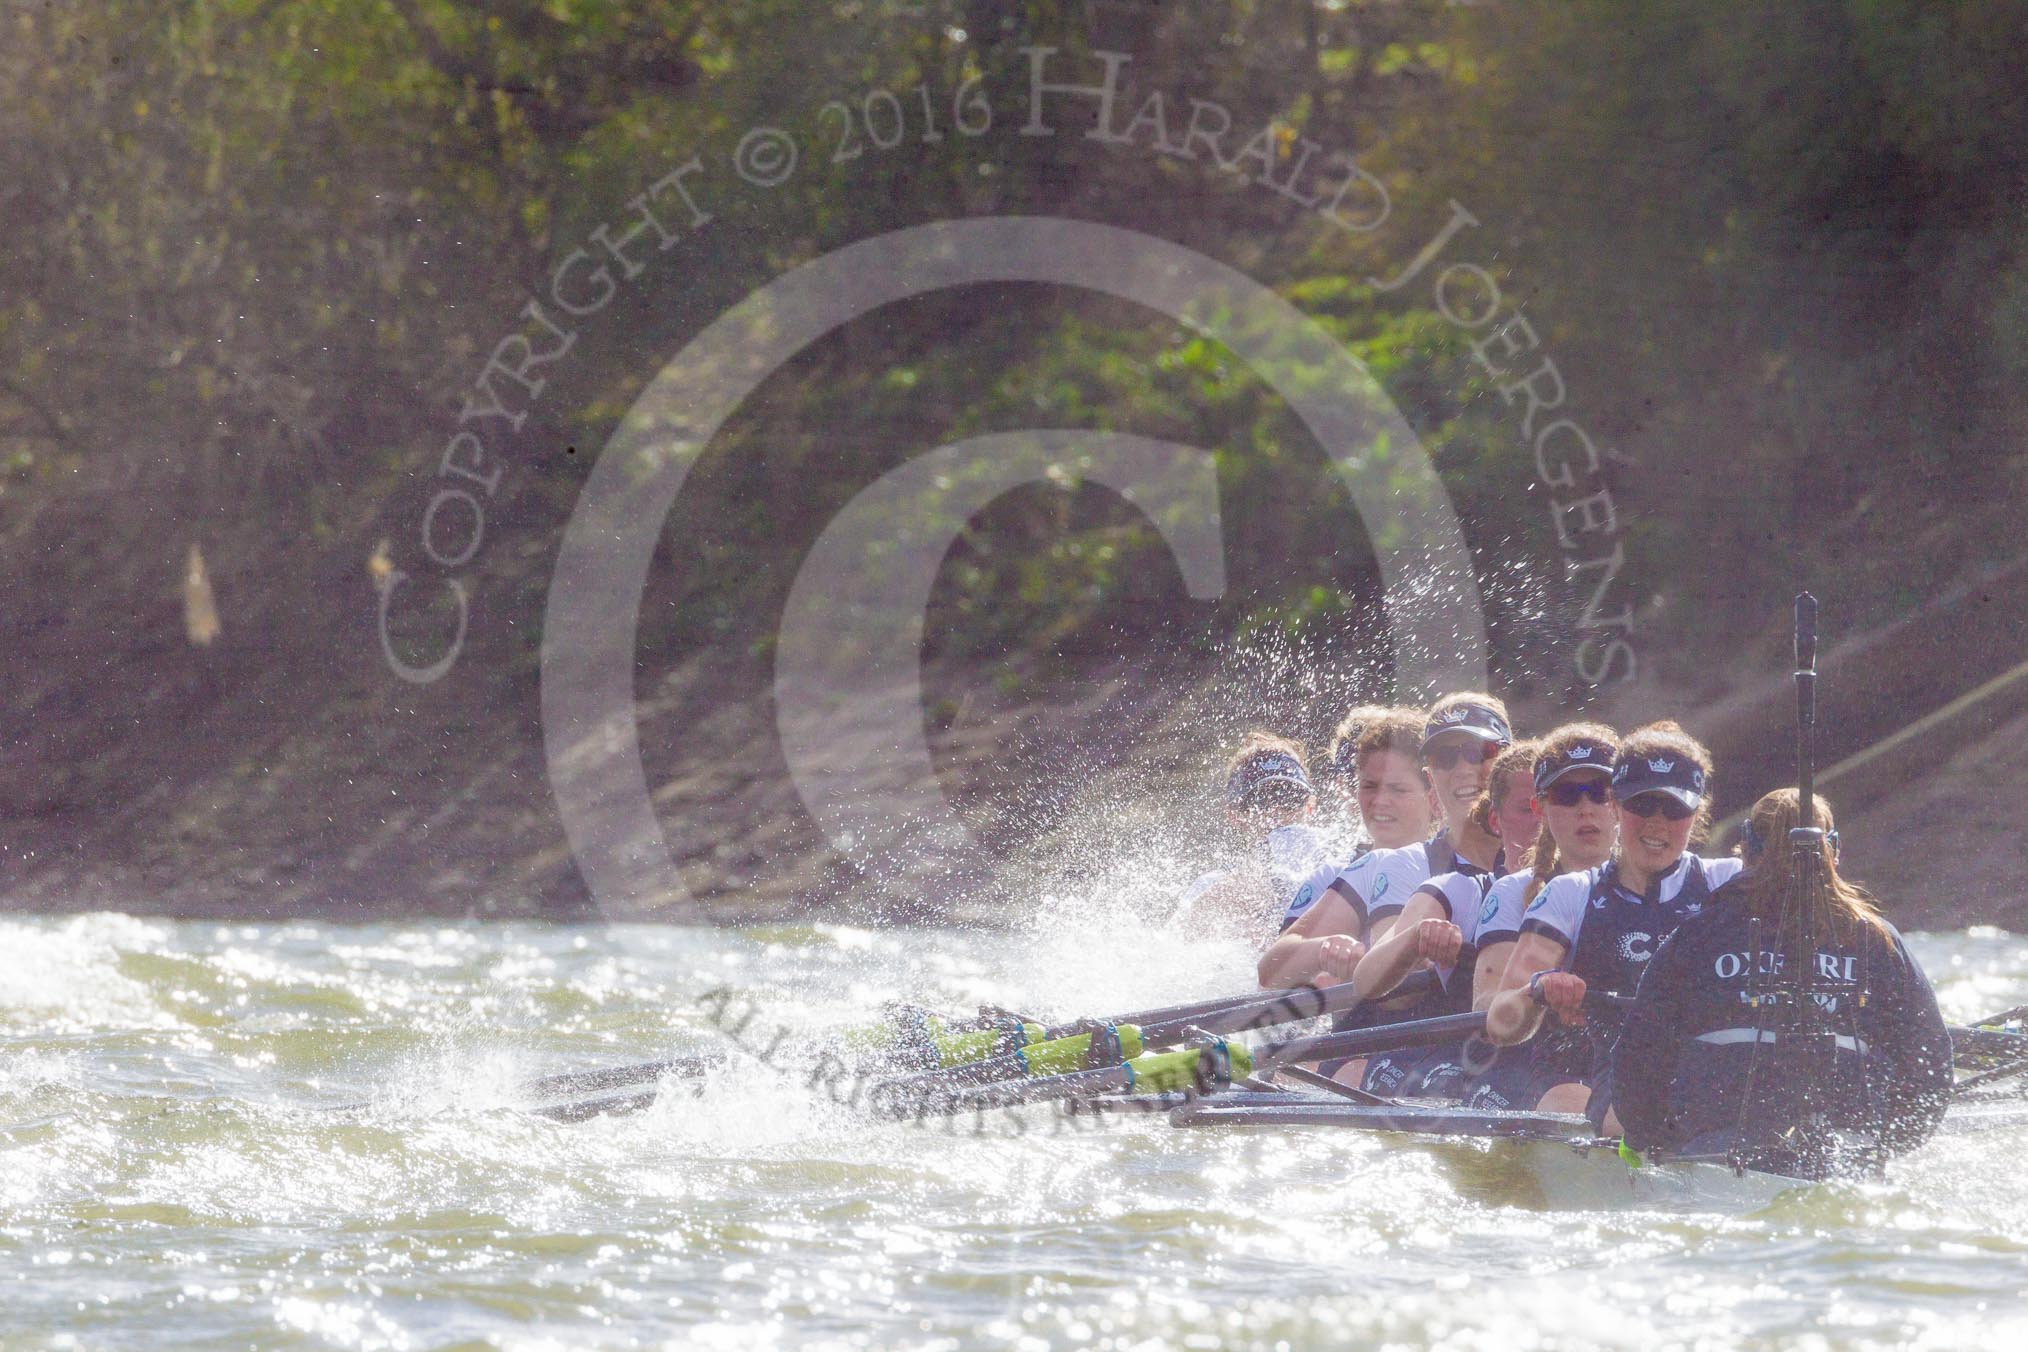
[1607,880,1952,1161]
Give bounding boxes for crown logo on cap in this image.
[1439,708,1469,724]
[1567,746,1594,760]
[1648,756,1675,773]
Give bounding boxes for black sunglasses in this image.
[1622,792,1696,822]
[1424,740,1505,771]
[1543,780,1610,807]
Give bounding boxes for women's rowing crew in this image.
[1352,722,1617,1094]
[1183,697,1955,1165]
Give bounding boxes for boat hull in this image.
[1167,1094,1809,1210]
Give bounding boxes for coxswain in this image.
[1172,733,1332,943]
[1479,721,1740,1117]
[1603,789,1952,1171]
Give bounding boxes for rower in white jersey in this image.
[1278,707,1437,930]
[1257,694,1515,1083]
[1261,695,1512,985]
[1309,703,1397,864]
[1348,739,1542,1097]
[1359,724,1622,1096]
[1479,721,1743,1119]
[1172,733,1332,943]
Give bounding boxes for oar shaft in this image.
[1139,973,1434,1045]
[869,977,1427,1104]
[1253,1011,1488,1075]
[522,1053,719,1100]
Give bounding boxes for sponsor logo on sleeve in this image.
[1479,891,1501,925]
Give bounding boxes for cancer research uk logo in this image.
[451,47,1585,920]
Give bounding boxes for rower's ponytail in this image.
[1465,740,1541,838]
[1523,835,1561,909]
[1737,789,1888,943]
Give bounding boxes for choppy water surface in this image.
[2,913,2026,1351]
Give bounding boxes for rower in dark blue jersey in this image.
[1478,721,1739,1116]
[1603,789,1952,1169]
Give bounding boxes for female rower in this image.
[1312,702,1396,854]
[1258,694,1514,1085]
[1604,790,1952,1169]
[1479,721,1741,1117]
[1357,724,1617,1018]
[1173,732,1332,942]
[1341,703,1440,853]
[1350,738,1542,1097]
[1260,695,1512,987]
[1276,707,1438,932]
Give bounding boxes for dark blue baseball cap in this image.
[1420,702,1512,753]
[1227,750,1312,808]
[1533,736,1617,793]
[1610,751,1706,808]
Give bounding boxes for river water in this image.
[2,911,2025,1351]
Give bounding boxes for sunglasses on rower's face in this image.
[1543,779,1610,807]
[1621,792,1697,822]
[1424,740,1506,771]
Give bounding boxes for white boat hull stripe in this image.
[1694,1027,1867,1053]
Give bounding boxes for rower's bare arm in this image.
[1258,889,1364,989]
[1485,932,1569,1046]
[1470,939,1514,1012]
[1351,892,1447,999]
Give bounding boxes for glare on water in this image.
[2,911,2025,1351]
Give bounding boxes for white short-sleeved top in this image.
[1179,824,1336,933]
[1279,840,1435,935]
[1405,867,1517,987]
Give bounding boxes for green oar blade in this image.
[888,1040,1253,1118]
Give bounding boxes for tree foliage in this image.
[3,0,2021,701]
